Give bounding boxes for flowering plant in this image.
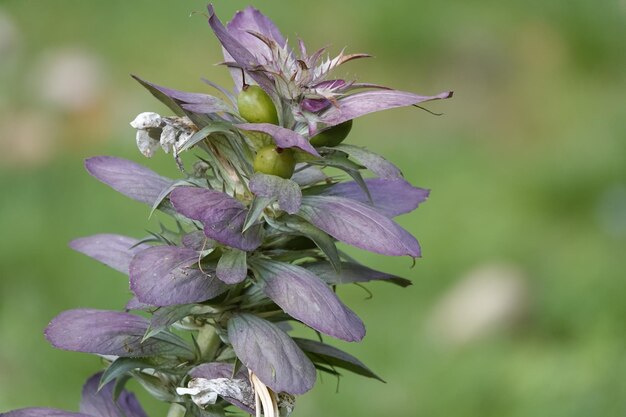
[3,4,450,417]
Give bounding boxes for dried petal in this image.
[129,112,162,130]
[135,130,160,158]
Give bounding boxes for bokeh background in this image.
[1,0,625,416]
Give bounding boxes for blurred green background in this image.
[1,0,625,416]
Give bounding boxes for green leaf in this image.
[216,248,248,284]
[144,304,199,340]
[334,144,402,179]
[177,123,234,153]
[99,357,157,390]
[311,153,372,204]
[294,338,385,382]
[273,215,341,273]
[132,75,185,117]
[243,196,272,232]
[304,261,412,287]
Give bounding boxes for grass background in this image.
[0,0,625,416]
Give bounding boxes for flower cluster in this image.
[3,4,450,417]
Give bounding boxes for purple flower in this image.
[9,5,451,417]
[3,373,148,417]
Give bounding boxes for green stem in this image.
[197,324,221,361]
[166,403,186,417]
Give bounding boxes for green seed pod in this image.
[237,85,279,125]
[309,119,353,147]
[253,146,296,179]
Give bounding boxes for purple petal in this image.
[249,173,302,214]
[1,410,91,417]
[45,309,193,358]
[251,259,365,342]
[69,234,149,275]
[301,98,331,113]
[181,102,233,114]
[304,261,412,287]
[85,156,172,206]
[313,79,347,90]
[223,7,286,92]
[236,123,320,156]
[298,195,421,257]
[216,249,248,284]
[125,297,152,311]
[319,178,429,217]
[80,372,148,417]
[182,231,216,251]
[131,76,231,112]
[227,6,286,54]
[170,187,264,251]
[207,5,275,93]
[334,144,402,179]
[129,246,227,306]
[189,363,247,380]
[319,89,453,126]
[227,313,316,394]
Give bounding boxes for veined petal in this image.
[237,123,319,156]
[207,5,275,94]
[129,246,227,306]
[85,156,172,206]
[80,372,148,417]
[45,309,193,358]
[298,195,421,257]
[131,76,231,112]
[251,259,365,342]
[69,234,149,275]
[318,178,429,217]
[227,313,316,395]
[227,6,286,60]
[170,187,264,251]
[320,89,453,126]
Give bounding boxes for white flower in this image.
[130,112,162,129]
[135,129,160,158]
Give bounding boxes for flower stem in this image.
[197,324,221,361]
[166,403,186,417]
